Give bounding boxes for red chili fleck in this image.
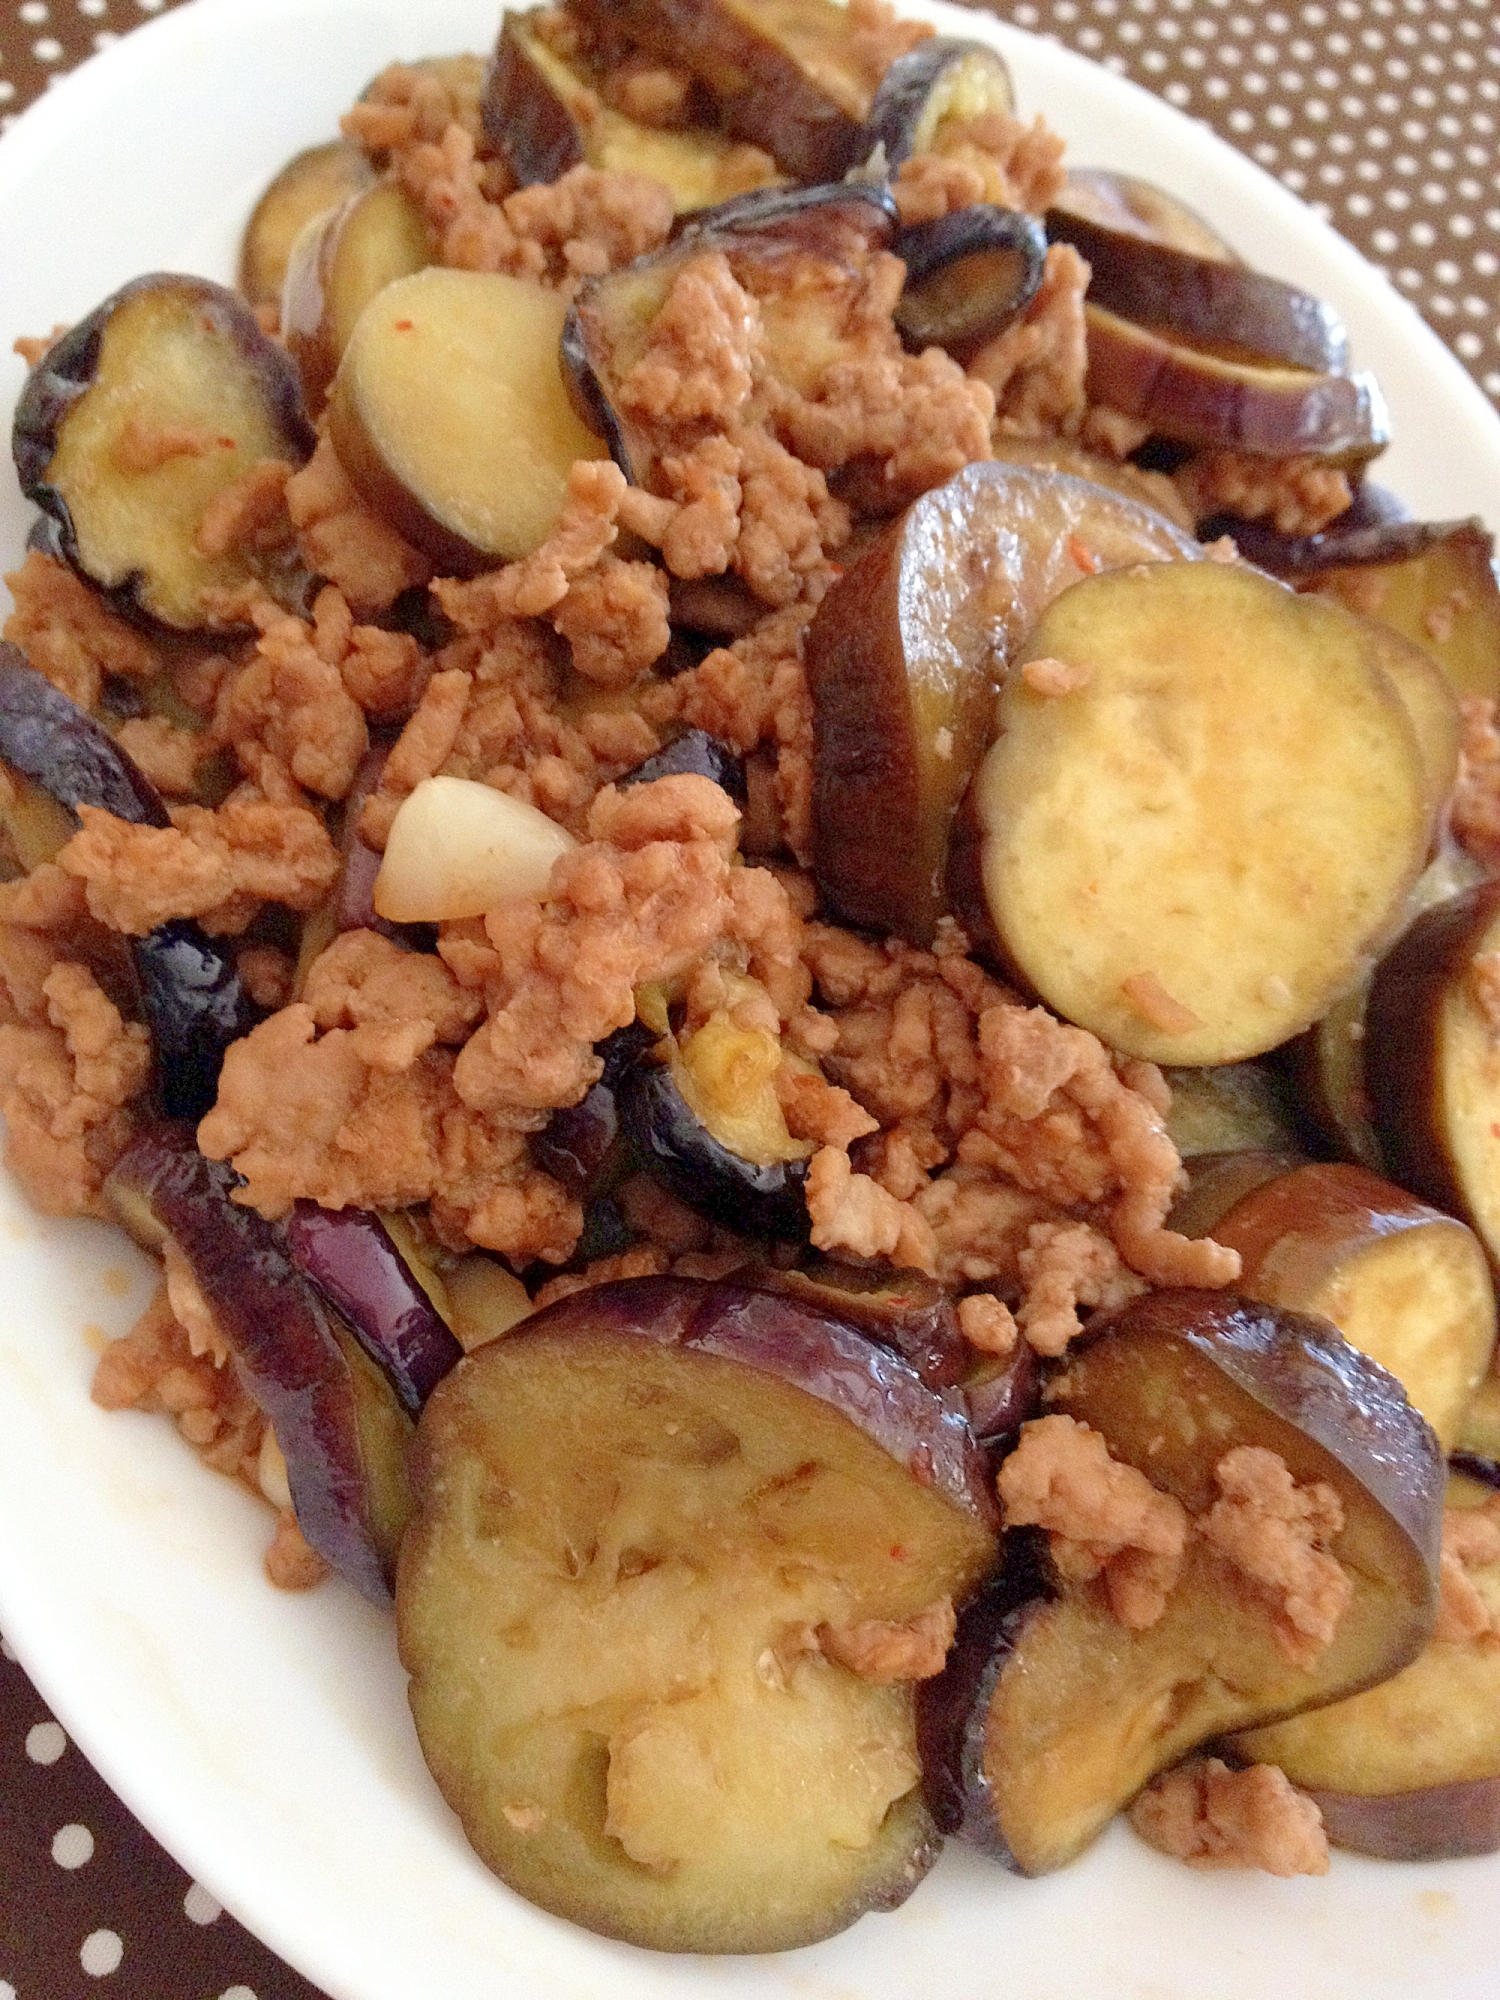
[1067,534,1099,574]
[890,1544,907,1562]
[394,319,415,331]
[218,437,236,450]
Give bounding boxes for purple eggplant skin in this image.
[1045,204,1351,375]
[0,649,256,1120]
[616,728,748,807]
[482,15,586,189]
[732,1257,969,1390]
[963,1340,1041,1452]
[12,274,315,633]
[0,644,170,827]
[893,206,1047,362]
[864,38,1015,171]
[671,180,900,255]
[619,1059,810,1241]
[134,921,260,1122]
[285,1202,463,1416]
[538,1273,1000,1526]
[1199,506,1477,580]
[105,1124,403,1602]
[531,1018,657,1199]
[916,1533,1050,1860]
[558,305,637,479]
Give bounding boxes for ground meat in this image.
[58,799,340,936]
[818,1598,956,1682]
[962,1003,1239,1290]
[804,1143,938,1271]
[302,928,484,1047]
[193,458,295,560]
[1015,1219,1147,1355]
[999,1413,1188,1630]
[776,1067,878,1149]
[970,243,1090,440]
[284,435,434,617]
[435,459,629,626]
[1451,696,1500,868]
[0,960,151,1216]
[912,1163,1057,1287]
[772,286,994,511]
[3,552,164,710]
[263,1509,330,1591]
[1174,450,1353,536]
[451,775,745,1120]
[552,556,671,686]
[113,715,207,796]
[892,111,1066,221]
[303,584,430,725]
[1079,404,1154,460]
[958,1291,1018,1355]
[619,252,763,429]
[1434,1499,1500,1643]
[197,1003,581,1263]
[1130,1758,1330,1876]
[1198,1446,1351,1669]
[92,1279,264,1470]
[213,601,370,800]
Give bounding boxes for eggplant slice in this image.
[0,647,257,1121]
[13,274,316,631]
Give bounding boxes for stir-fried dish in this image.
[5,0,1500,1953]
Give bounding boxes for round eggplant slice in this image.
[328,266,610,574]
[1054,168,1240,261]
[918,1289,1443,1875]
[397,1275,998,1952]
[13,274,315,632]
[485,11,780,212]
[564,0,879,183]
[0,650,256,1121]
[1083,303,1389,463]
[237,138,375,310]
[281,179,432,408]
[808,459,1199,946]
[1048,205,1349,374]
[894,206,1047,363]
[865,37,1015,171]
[619,1059,810,1241]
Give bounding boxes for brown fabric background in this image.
[0,0,1497,1995]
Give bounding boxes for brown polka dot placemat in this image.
[0,0,1497,1995]
[1,1627,328,2000]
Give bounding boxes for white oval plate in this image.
[2,5,1498,1998]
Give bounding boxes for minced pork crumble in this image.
[0,0,1444,1889]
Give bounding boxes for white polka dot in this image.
[26,1720,67,1764]
[78,0,108,12]
[80,1929,123,1978]
[92,28,118,45]
[1435,258,1463,282]
[1372,226,1400,251]
[31,35,62,60]
[19,1,49,22]
[218,1989,259,2000]
[1484,372,1500,397]
[1457,331,1483,357]
[1164,79,1190,103]
[52,1822,96,1869]
[0,82,14,103]
[184,1881,223,1925]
